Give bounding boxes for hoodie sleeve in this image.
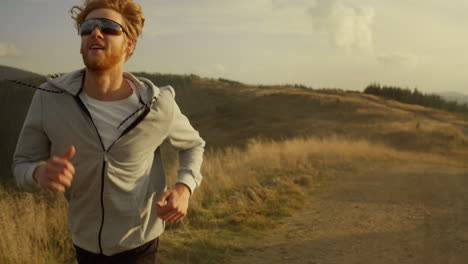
[12,90,51,192]
[164,86,205,195]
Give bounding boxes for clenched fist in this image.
[156,183,191,223]
[33,145,76,193]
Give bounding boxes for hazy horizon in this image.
[1,0,468,94]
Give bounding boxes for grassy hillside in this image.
[2,72,468,183]
[135,73,468,158]
[1,70,468,263]
[0,77,40,185]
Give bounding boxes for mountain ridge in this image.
[0,65,42,80]
[437,91,468,105]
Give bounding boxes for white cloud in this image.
[144,0,312,36]
[307,0,375,54]
[377,53,419,67]
[0,42,18,56]
[304,1,420,68]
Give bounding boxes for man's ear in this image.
[125,38,136,55]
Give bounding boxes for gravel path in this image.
[227,162,468,264]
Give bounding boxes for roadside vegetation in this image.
[0,136,463,264]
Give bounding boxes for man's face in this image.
[80,8,133,71]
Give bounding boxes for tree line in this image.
[364,83,468,114]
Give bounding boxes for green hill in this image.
[2,70,468,183]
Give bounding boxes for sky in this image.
[1,0,468,94]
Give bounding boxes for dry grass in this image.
[191,136,463,214]
[0,190,73,264]
[161,136,465,263]
[0,136,461,264]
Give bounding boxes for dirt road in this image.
[227,162,468,264]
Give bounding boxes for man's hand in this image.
[156,183,191,223]
[33,145,76,193]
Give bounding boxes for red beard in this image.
[81,45,125,71]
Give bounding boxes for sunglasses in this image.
[79,18,128,36]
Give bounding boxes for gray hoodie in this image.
[12,68,205,255]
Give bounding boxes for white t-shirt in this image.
[79,79,142,150]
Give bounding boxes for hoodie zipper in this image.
[98,154,107,254]
[75,94,107,254]
[75,89,154,255]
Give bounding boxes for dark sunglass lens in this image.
[79,20,96,35]
[79,18,124,36]
[101,20,123,35]
[101,28,121,35]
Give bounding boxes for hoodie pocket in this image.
[102,194,143,248]
[68,191,101,244]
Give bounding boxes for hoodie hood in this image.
[45,68,161,103]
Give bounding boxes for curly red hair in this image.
[70,0,145,58]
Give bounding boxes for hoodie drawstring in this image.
[7,79,157,130]
[7,79,64,94]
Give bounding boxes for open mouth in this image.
[89,45,105,50]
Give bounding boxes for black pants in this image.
[74,238,159,264]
